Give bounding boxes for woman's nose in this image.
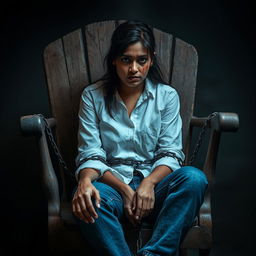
[129,61,139,73]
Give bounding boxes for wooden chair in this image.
[20,20,239,255]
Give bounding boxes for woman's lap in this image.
[89,166,207,224]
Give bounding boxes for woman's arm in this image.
[75,87,113,181]
[73,87,118,223]
[151,90,185,172]
[134,89,183,221]
[143,165,173,186]
[79,167,100,181]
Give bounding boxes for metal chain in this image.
[36,112,217,175]
[188,112,218,165]
[79,152,184,169]
[36,114,74,177]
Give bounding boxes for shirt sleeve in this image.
[75,88,113,181]
[151,90,185,172]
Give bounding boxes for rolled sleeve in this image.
[75,159,112,181]
[151,90,185,172]
[75,88,111,181]
[152,152,183,171]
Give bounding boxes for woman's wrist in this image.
[143,165,173,187]
[79,176,92,185]
[143,176,157,187]
[99,171,130,195]
[79,168,100,183]
[119,183,132,196]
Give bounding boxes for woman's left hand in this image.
[133,178,155,221]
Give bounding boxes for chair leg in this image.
[199,249,210,256]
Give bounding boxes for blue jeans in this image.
[75,166,208,256]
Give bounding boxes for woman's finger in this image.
[132,192,136,212]
[142,198,150,217]
[74,201,89,223]
[93,188,101,209]
[84,192,98,221]
[150,194,155,212]
[126,207,137,227]
[135,194,142,220]
[140,198,148,219]
[77,194,92,221]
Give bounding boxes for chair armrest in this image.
[20,114,60,218]
[191,112,239,132]
[189,112,239,181]
[189,112,239,227]
[20,114,57,136]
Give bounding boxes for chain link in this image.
[188,112,218,165]
[35,114,74,178]
[79,152,184,169]
[35,112,218,176]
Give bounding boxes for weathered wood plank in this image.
[44,39,76,170]
[63,29,90,142]
[85,20,116,83]
[153,28,173,84]
[171,38,198,150]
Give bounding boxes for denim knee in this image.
[92,181,123,215]
[177,166,208,193]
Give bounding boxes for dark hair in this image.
[101,20,166,117]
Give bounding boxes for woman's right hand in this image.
[72,178,101,224]
[121,185,138,227]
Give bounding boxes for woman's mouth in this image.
[127,76,141,82]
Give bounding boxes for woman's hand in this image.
[133,178,155,221]
[72,178,101,224]
[120,185,138,226]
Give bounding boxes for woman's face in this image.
[113,41,153,90]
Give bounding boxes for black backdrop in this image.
[1,1,255,255]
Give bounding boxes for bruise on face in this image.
[113,42,153,89]
[139,61,151,73]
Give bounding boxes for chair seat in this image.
[60,201,212,250]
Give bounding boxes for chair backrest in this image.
[43,20,198,190]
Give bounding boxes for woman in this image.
[72,20,208,256]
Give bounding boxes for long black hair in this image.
[101,20,166,117]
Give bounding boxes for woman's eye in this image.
[120,57,131,63]
[138,58,148,64]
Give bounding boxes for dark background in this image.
[1,0,255,255]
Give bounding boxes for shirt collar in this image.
[144,78,155,99]
[114,78,155,101]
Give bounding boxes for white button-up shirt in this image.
[75,78,185,184]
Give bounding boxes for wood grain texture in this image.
[85,20,116,83]
[153,28,173,84]
[44,39,76,170]
[63,29,89,148]
[171,38,198,151]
